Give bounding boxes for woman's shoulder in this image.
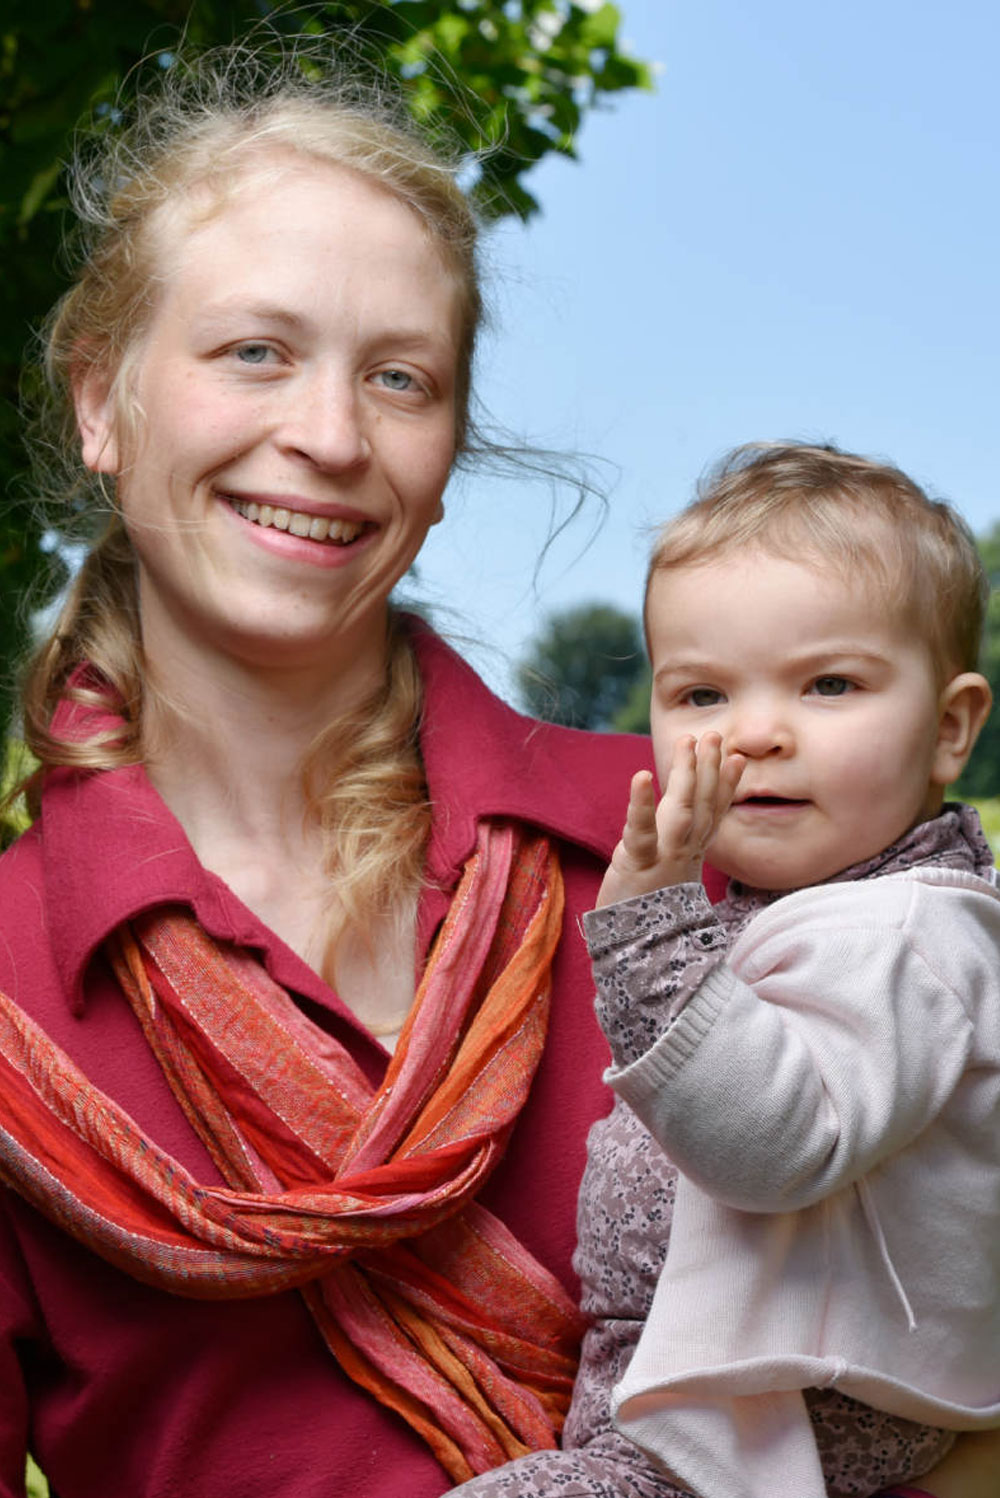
[412,617,650,767]
[0,820,45,912]
[414,620,652,858]
[0,820,51,997]
[520,717,652,775]
[501,720,652,867]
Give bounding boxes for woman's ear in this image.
[932,671,993,787]
[72,363,120,474]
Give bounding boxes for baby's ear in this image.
[72,361,120,474]
[932,672,993,786]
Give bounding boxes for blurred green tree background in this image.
[961,521,1000,799]
[517,601,645,730]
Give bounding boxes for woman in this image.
[0,44,654,1498]
[0,44,994,1498]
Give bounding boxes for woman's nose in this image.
[277,369,371,472]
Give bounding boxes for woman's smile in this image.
[224,493,372,552]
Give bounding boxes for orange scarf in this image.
[0,822,585,1481]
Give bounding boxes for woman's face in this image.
[76,154,463,679]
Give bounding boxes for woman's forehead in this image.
[147,148,455,290]
[148,148,352,244]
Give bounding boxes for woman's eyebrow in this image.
[195,299,308,330]
[195,299,454,351]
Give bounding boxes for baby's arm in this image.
[597,734,744,908]
[595,883,979,1209]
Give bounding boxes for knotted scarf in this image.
[0,819,586,1481]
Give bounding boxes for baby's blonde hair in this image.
[646,442,988,681]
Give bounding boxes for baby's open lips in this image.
[733,794,809,807]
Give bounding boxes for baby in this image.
[584,441,1000,1498]
[453,440,1000,1498]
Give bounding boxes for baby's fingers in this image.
[718,750,747,813]
[595,771,669,906]
[661,733,721,849]
[618,770,660,866]
[671,734,740,851]
[691,732,723,828]
[654,735,704,849]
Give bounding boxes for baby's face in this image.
[646,551,948,889]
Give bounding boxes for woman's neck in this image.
[133,614,421,1033]
[139,625,388,864]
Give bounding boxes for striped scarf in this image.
[0,821,586,1481]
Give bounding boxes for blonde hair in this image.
[19,42,483,948]
[646,442,988,679]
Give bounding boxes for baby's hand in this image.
[595,734,745,908]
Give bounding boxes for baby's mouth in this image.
[228,497,367,545]
[736,795,808,807]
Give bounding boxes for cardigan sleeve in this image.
[602,878,982,1212]
[583,884,728,1069]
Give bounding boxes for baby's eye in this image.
[810,675,853,697]
[233,343,275,365]
[684,686,724,708]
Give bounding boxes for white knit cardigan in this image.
[605,868,1000,1498]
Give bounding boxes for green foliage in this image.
[25,1455,49,1498]
[0,0,651,745]
[1,736,34,847]
[970,797,1000,858]
[517,601,646,729]
[611,660,651,734]
[958,521,1000,799]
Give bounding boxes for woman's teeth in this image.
[230,499,364,544]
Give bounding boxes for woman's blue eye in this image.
[377,369,414,391]
[813,676,851,696]
[235,343,272,364]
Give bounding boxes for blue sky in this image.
[414,0,1000,701]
